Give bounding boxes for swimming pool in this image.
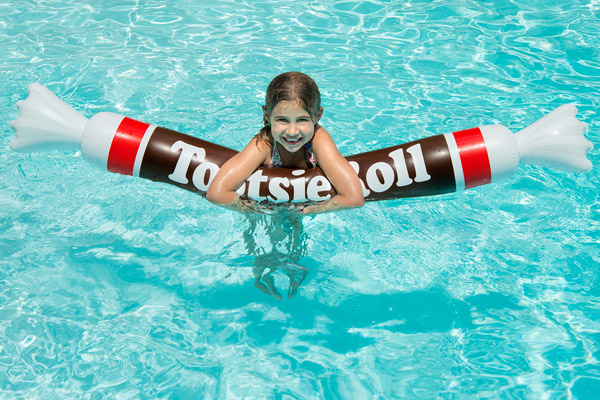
[1,0,599,398]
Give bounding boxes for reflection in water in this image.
[242,212,308,300]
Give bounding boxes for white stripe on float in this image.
[132,125,157,177]
[443,132,465,191]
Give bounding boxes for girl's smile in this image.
[267,101,320,153]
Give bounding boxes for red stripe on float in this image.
[452,128,492,189]
[107,117,150,175]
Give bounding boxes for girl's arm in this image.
[303,127,365,214]
[206,137,269,213]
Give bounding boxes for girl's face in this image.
[266,101,321,153]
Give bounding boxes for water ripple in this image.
[1,0,600,398]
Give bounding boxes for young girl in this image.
[206,71,365,214]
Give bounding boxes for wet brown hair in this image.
[256,71,321,145]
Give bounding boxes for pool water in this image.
[1,0,599,398]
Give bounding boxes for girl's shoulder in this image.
[311,124,348,166]
[247,133,273,166]
[311,125,336,150]
[314,124,328,135]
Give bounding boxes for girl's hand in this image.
[300,198,340,215]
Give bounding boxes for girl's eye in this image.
[275,117,311,123]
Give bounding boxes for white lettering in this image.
[406,144,431,182]
[192,161,220,191]
[388,148,413,187]
[246,170,268,201]
[290,170,307,201]
[268,177,290,202]
[366,162,395,193]
[168,141,206,184]
[291,177,306,201]
[166,140,428,202]
[306,176,332,201]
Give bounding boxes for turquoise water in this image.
[1,0,599,398]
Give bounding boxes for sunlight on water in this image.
[1,0,599,398]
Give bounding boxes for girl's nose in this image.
[287,124,299,135]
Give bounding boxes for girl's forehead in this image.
[271,101,309,115]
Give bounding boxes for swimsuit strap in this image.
[304,141,317,168]
[269,141,317,168]
[269,142,282,167]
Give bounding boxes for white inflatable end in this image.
[515,104,593,173]
[480,125,520,183]
[9,83,88,152]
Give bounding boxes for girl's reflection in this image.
[243,212,308,300]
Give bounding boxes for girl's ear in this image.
[262,105,270,123]
[315,107,324,123]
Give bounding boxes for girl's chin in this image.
[282,144,303,153]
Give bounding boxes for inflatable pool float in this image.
[9,84,593,205]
